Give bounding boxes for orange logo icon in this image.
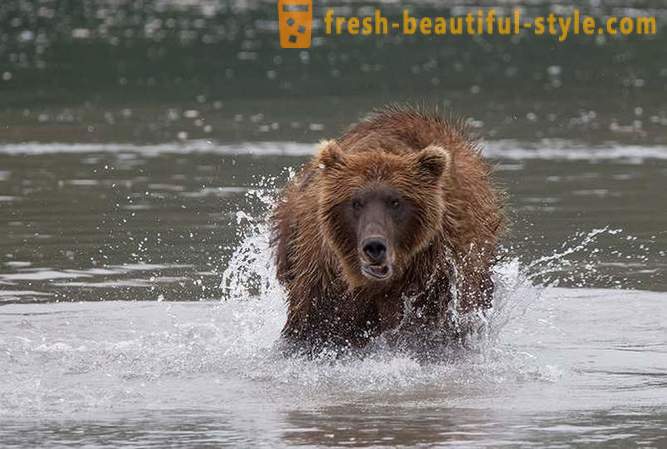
[278,0,312,48]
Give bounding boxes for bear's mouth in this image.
[361,263,393,281]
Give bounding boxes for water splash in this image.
[522,226,654,288]
[220,186,283,302]
[208,184,662,398]
[6,219,652,418]
[218,192,625,349]
[216,185,542,361]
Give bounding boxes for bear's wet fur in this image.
[272,106,505,353]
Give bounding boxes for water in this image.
[1,141,666,447]
[2,1,667,146]
[0,288,665,448]
[2,0,667,446]
[1,141,665,303]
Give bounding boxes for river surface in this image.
[2,0,667,447]
[1,142,666,448]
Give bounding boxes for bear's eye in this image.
[389,199,400,209]
[352,200,362,210]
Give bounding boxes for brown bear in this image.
[272,106,505,353]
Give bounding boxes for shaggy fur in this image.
[272,106,505,351]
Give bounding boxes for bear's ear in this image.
[414,144,450,180]
[316,139,347,171]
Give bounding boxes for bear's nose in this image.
[362,238,387,264]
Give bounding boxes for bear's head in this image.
[316,140,450,289]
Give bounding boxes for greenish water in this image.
[1,0,667,144]
[1,1,666,448]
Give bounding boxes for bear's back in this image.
[337,106,477,157]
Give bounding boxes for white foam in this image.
[0,141,310,157]
[0,270,92,281]
[1,140,666,161]
[484,140,667,162]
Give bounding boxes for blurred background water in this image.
[1,0,667,144]
[0,1,666,448]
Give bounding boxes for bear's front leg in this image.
[373,291,405,333]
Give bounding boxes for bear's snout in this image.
[359,236,394,281]
[362,238,387,264]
